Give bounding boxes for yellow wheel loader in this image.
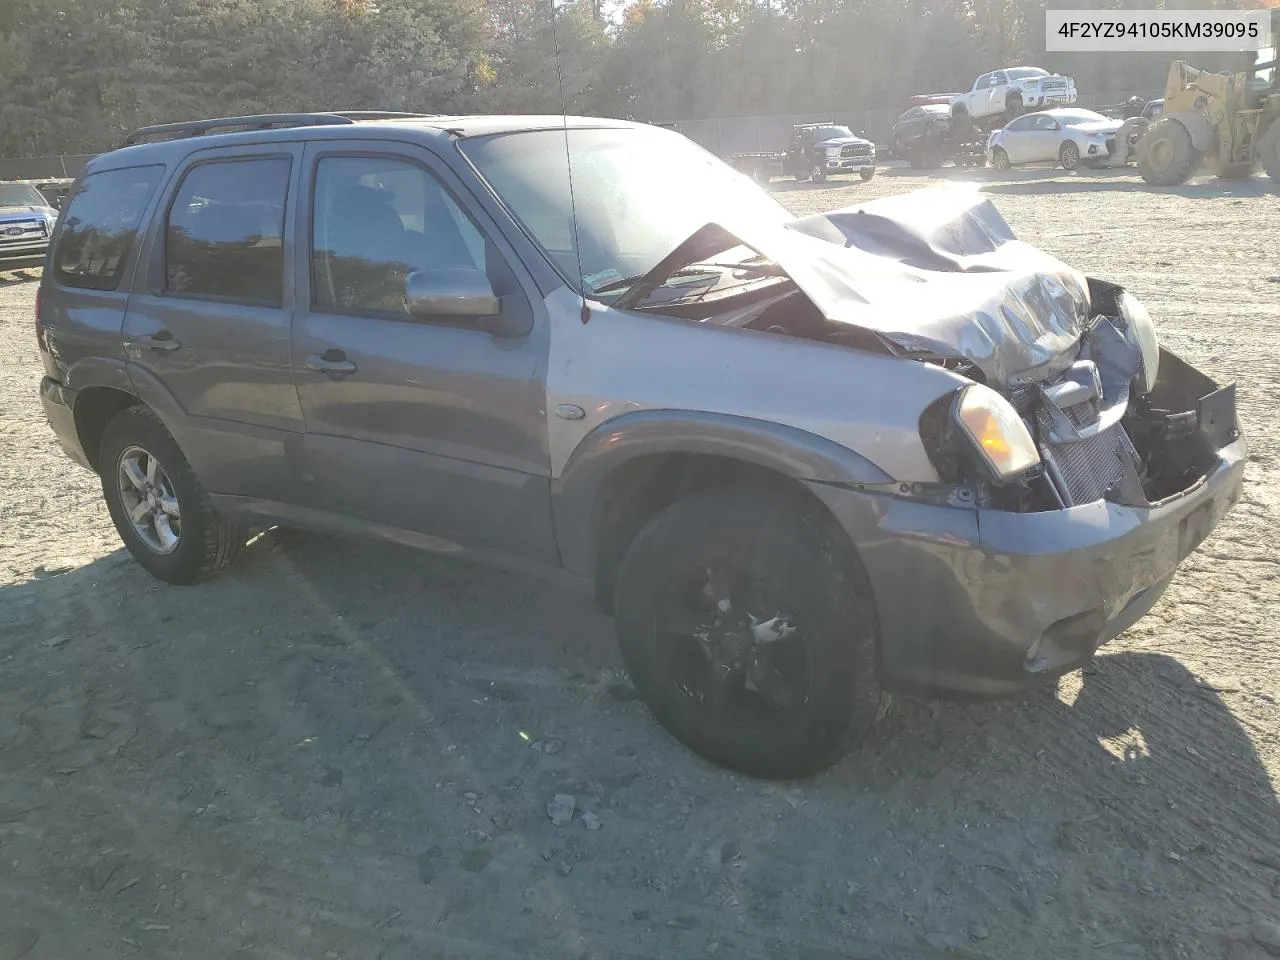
[1138,37,1280,186]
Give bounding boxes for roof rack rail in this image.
[120,113,359,147]
[327,111,441,121]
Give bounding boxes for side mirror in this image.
[405,268,500,321]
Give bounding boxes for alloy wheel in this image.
[116,445,182,554]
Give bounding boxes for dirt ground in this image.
[1,164,1278,960]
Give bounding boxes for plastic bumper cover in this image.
[805,436,1245,697]
[40,376,90,470]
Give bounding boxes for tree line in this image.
[1,0,1275,159]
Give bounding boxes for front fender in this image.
[551,409,892,577]
[1164,111,1215,153]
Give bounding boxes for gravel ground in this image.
[0,165,1277,960]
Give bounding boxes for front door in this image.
[290,142,555,563]
[122,145,305,500]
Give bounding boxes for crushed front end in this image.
[812,281,1245,697]
[756,190,1245,695]
[614,187,1245,695]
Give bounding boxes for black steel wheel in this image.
[613,490,883,779]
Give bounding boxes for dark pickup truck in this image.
[664,118,877,184]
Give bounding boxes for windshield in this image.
[805,125,855,141]
[0,183,48,209]
[459,126,792,299]
[1007,67,1049,81]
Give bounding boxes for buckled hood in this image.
[626,186,1091,388]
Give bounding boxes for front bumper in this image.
[0,238,50,262]
[1024,90,1076,108]
[824,157,877,174]
[806,432,1245,698]
[40,377,91,470]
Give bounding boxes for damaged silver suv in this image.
[38,113,1244,779]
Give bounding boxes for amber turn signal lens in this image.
[954,385,1040,480]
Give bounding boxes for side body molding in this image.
[551,408,893,578]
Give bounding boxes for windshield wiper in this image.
[592,266,724,295]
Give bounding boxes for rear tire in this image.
[1005,95,1023,120]
[613,490,883,780]
[100,406,244,585]
[1258,121,1280,183]
[1138,118,1199,186]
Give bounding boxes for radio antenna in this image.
[550,0,591,324]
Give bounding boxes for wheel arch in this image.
[551,410,891,612]
[73,385,142,473]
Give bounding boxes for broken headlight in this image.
[1116,291,1160,395]
[953,385,1041,481]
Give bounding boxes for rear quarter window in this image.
[53,165,165,291]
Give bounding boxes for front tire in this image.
[859,167,875,182]
[1138,118,1199,185]
[992,146,1011,171]
[1059,140,1081,171]
[613,490,883,780]
[100,406,244,584]
[810,162,827,183]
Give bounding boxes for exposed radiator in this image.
[1033,359,1143,507]
[1041,424,1142,507]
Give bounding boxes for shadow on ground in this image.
[0,531,1276,959]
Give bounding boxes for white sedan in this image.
[987,108,1126,171]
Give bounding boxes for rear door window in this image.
[53,165,164,291]
[164,157,291,305]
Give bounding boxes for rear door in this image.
[289,141,555,563]
[998,114,1039,162]
[122,144,305,501]
[1028,115,1063,162]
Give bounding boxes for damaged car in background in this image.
[39,116,1244,780]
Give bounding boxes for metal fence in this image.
[0,154,93,181]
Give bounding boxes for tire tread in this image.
[100,406,243,584]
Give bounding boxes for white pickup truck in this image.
[952,67,1077,128]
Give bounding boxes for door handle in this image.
[304,351,357,376]
[138,331,181,352]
